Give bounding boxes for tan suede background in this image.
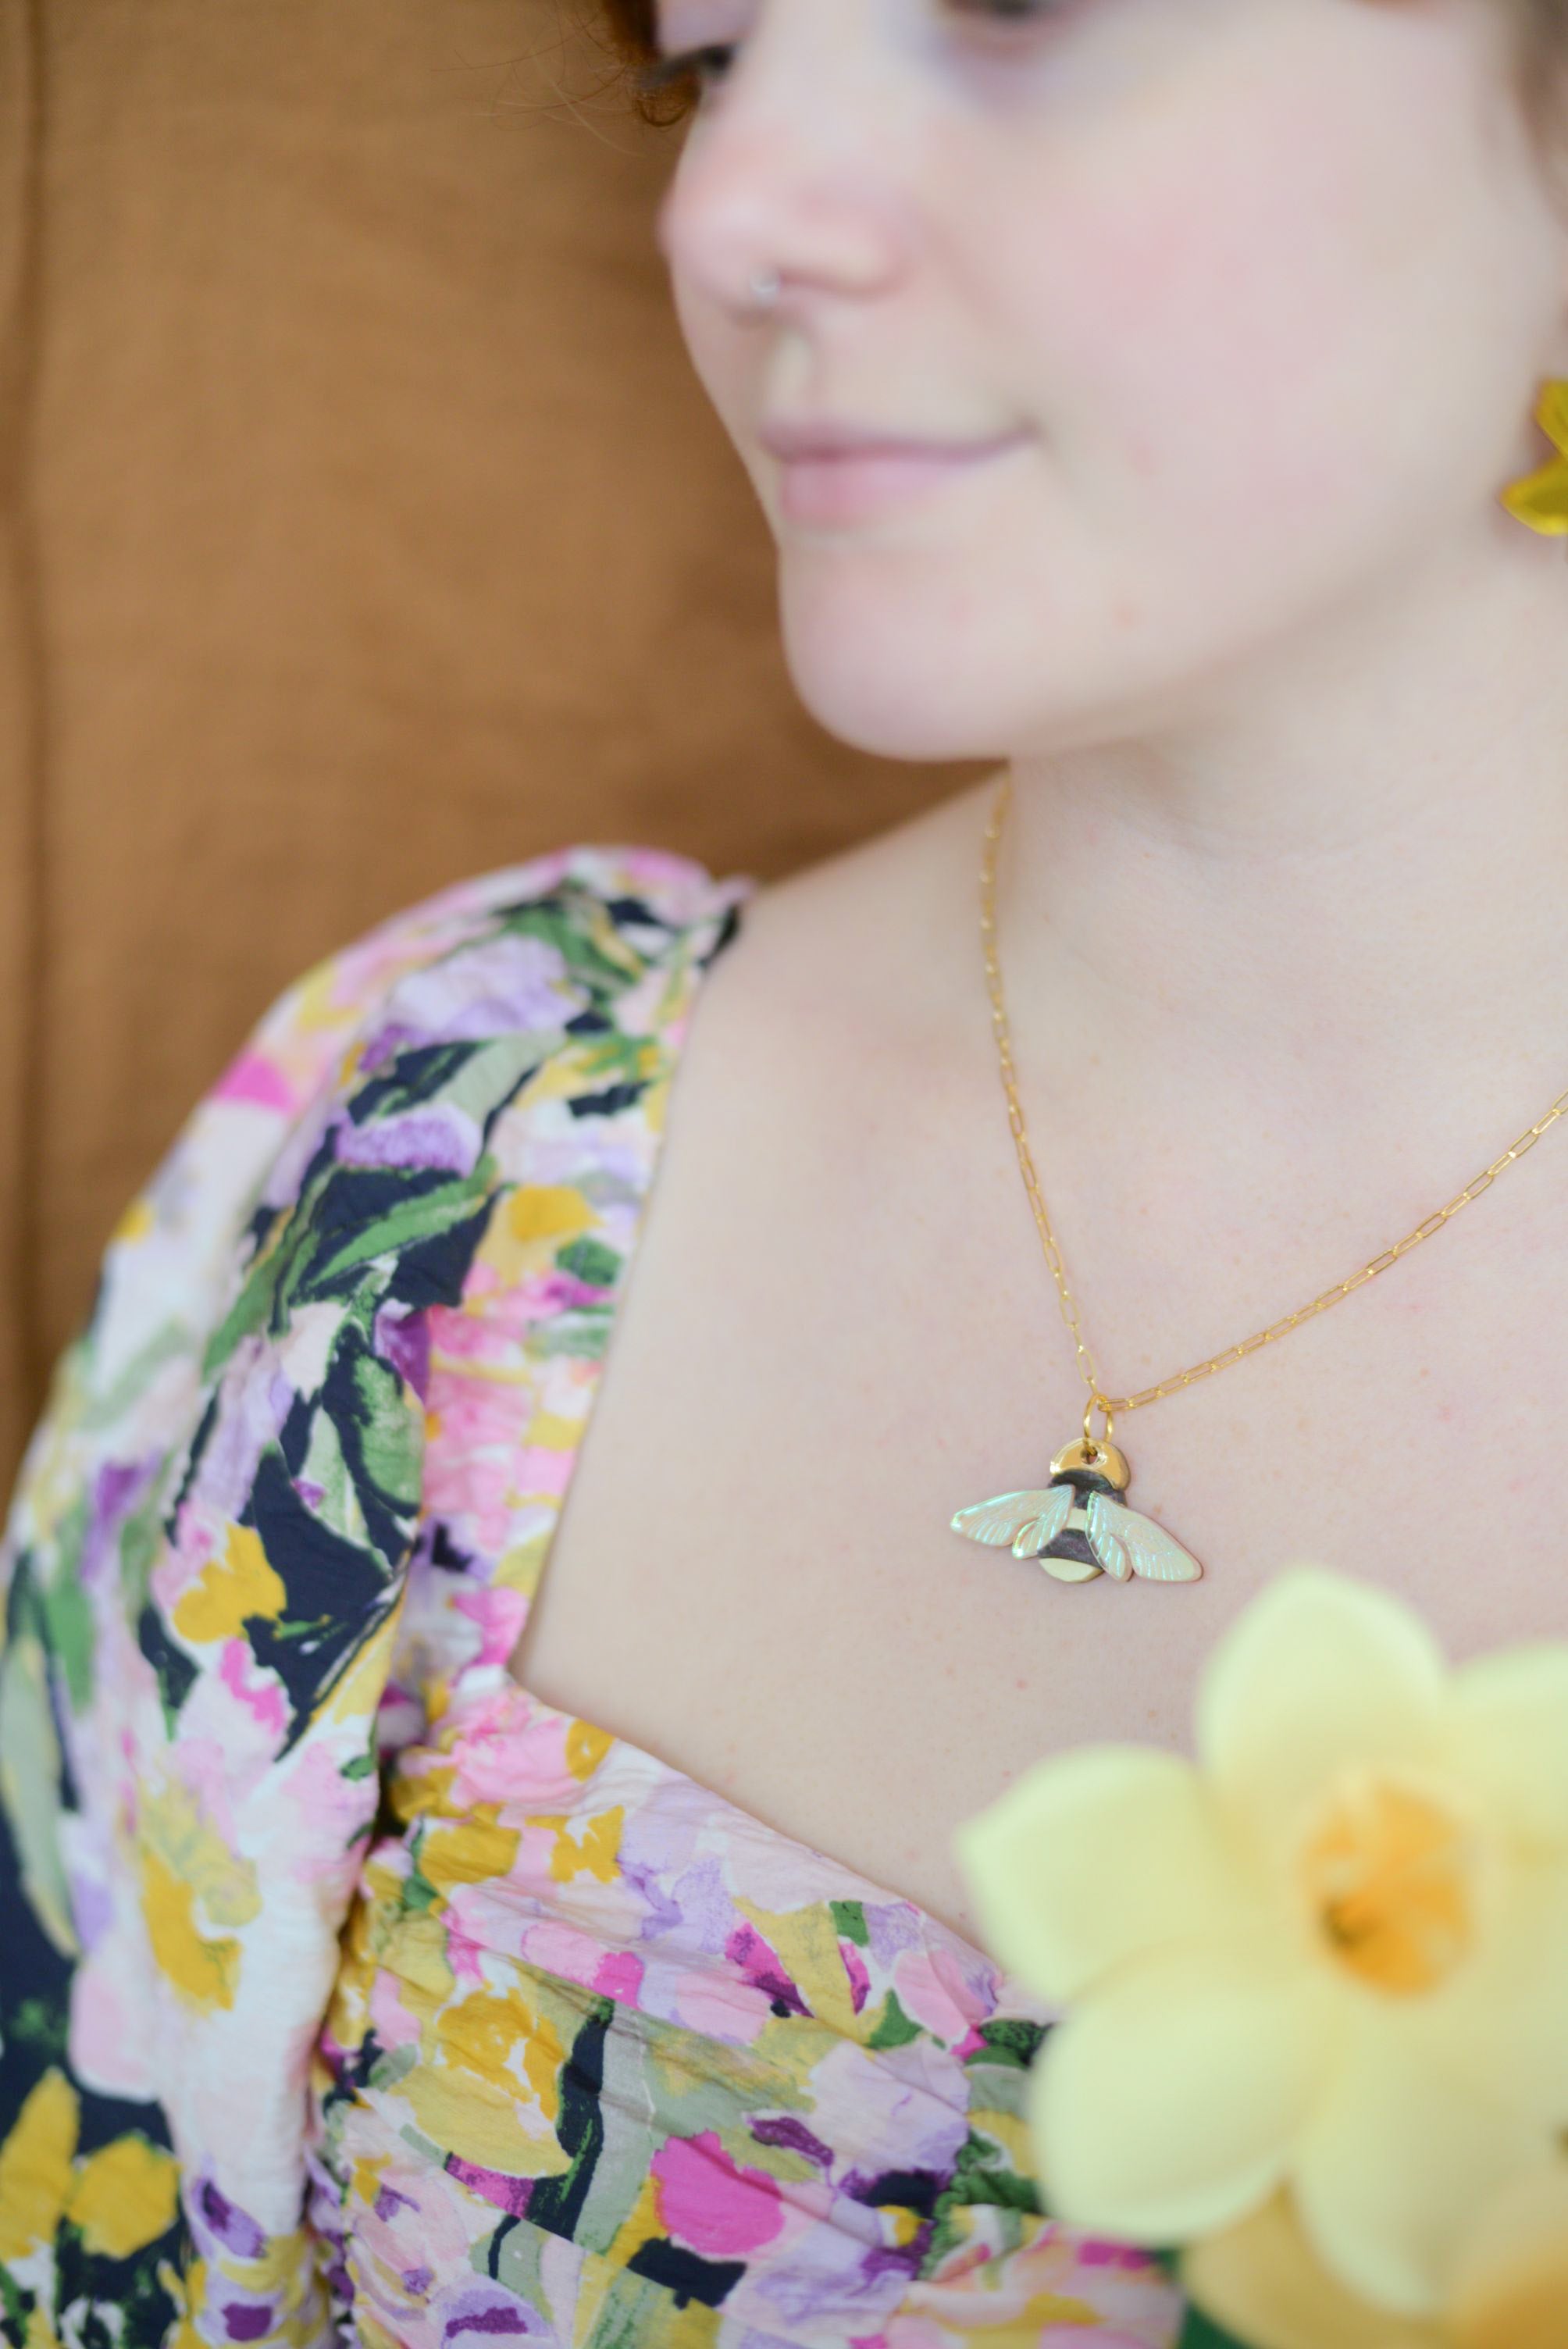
[0,0,985,1497]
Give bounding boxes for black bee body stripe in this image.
[1037,1469,1121,1569]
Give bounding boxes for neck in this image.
[993,534,1568,1147]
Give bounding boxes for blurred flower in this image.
[1181,2159,1568,2349]
[950,1567,1568,2317]
[1499,379,1568,534]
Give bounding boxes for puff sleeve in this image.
[0,842,751,2349]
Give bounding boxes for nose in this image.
[652,60,911,326]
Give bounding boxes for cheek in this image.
[992,83,1478,558]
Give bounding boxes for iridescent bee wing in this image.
[1082,1490,1134,1582]
[1009,1481,1077,1560]
[950,1488,1061,1549]
[1085,1489,1203,1583]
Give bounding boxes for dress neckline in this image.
[437,854,1053,2026]
[444,1666,1059,2030]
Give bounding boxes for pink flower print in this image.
[425,1364,529,1458]
[283,1741,381,1884]
[452,1584,529,1674]
[665,1966,777,2045]
[512,1444,577,1502]
[725,1921,807,2014]
[368,1963,426,2053]
[840,1940,871,2016]
[219,1638,287,1739]
[888,1947,984,2046]
[474,1916,611,1997]
[213,1050,296,1113]
[591,1946,643,2003]
[444,1688,587,1811]
[650,2129,788,2258]
[422,1449,517,1559]
[896,2222,1182,2347]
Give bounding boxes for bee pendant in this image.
[950,1435,1203,1585]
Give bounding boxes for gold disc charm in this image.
[950,1434,1204,1585]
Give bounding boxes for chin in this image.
[779,657,1053,767]
[774,591,1142,766]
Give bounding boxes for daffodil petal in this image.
[1181,2192,1441,2349]
[1447,1642,1568,1849]
[950,1745,1259,2005]
[1445,2161,1568,2349]
[1197,1568,1447,1849]
[1027,1934,1335,2244]
[1291,2023,1556,2318]
[1398,1854,1568,2124]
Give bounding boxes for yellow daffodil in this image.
[950,1567,1568,2320]
[1182,2160,1568,2349]
[1499,380,1568,533]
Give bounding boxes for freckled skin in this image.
[509,0,1568,1940]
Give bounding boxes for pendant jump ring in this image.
[1082,1394,1115,1450]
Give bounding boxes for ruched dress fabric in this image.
[0,844,1192,2349]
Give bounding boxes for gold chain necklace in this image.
[950,768,1568,1586]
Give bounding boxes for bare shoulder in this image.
[699,772,1003,1062]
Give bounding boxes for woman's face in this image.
[654,0,1567,765]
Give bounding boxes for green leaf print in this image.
[535,1306,615,1360]
[501,898,645,996]
[0,2263,33,2346]
[866,1988,924,2050]
[569,1032,652,1091]
[938,2124,1045,2219]
[555,1237,622,1289]
[118,1485,167,1618]
[41,1571,94,1715]
[201,1214,291,1380]
[0,1630,78,1959]
[440,1034,551,1135]
[351,1353,422,1510]
[304,1164,497,1293]
[350,1039,482,1121]
[829,1898,869,1947]
[9,1994,69,2065]
[964,2016,1052,2071]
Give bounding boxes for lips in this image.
[775,434,1031,525]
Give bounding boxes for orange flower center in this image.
[1297,1766,1476,1994]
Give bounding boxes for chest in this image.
[508,963,1568,1952]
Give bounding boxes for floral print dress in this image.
[0,844,1198,2349]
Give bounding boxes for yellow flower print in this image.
[67,2136,180,2258]
[0,2069,179,2265]
[404,2041,571,2177]
[565,1718,615,1781]
[950,1567,1568,2321]
[139,1776,262,1934]
[472,1182,595,1288]
[0,2069,78,2259]
[540,1804,624,1885]
[108,1195,156,1248]
[731,1895,863,2042]
[417,1813,522,1895]
[155,2257,209,2349]
[135,1770,262,2010]
[139,1843,244,2010]
[437,1985,565,2113]
[171,1524,287,1645]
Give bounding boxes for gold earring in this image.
[1498,380,1568,533]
